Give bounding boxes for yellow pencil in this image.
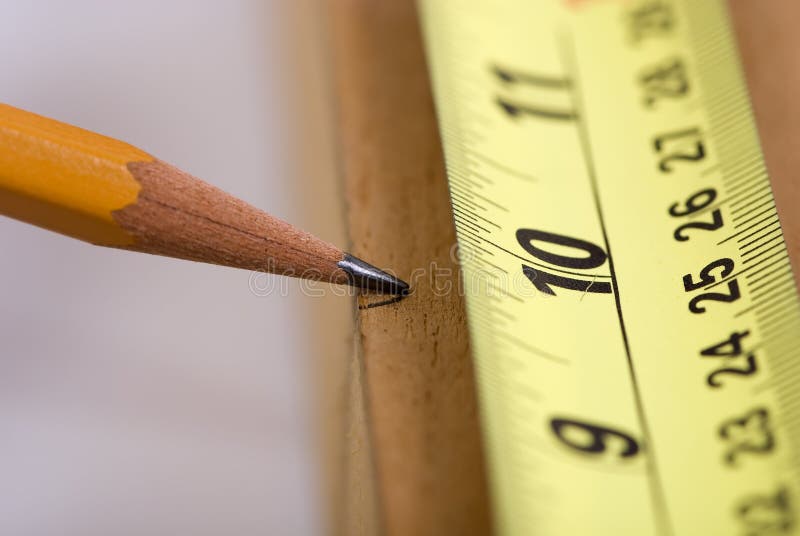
[0,103,408,294]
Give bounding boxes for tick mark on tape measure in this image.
[734,207,777,231]
[701,164,719,176]
[497,331,569,365]
[736,219,781,245]
[467,150,537,182]
[731,190,774,215]
[755,298,797,326]
[472,256,505,274]
[450,182,510,212]
[750,273,793,302]
[739,229,783,256]
[742,241,785,264]
[745,251,790,282]
[718,215,780,245]
[702,249,788,292]
[748,264,792,291]
[451,204,502,229]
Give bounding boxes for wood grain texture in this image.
[117,160,350,284]
[327,1,493,535]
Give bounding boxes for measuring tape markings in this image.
[574,0,800,533]
[423,3,659,534]
[687,0,800,509]
[686,2,800,489]
[421,0,800,534]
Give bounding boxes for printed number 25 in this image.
[683,258,741,313]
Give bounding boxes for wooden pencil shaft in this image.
[0,103,408,293]
[117,158,346,280]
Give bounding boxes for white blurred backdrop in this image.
[0,2,338,534]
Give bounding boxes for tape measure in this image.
[419,1,800,534]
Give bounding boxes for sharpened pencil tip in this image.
[338,253,410,295]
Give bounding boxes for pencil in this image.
[0,103,408,295]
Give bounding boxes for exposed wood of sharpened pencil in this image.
[117,158,349,282]
[0,103,407,293]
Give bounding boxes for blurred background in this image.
[0,1,349,534]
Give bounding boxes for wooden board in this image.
[326,1,492,535]
[325,1,800,535]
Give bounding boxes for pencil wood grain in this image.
[118,159,348,281]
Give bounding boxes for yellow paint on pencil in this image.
[0,103,152,245]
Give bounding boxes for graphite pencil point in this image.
[338,253,410,295]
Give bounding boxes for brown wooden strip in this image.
[326,1,493,535]
[117,159,351,284]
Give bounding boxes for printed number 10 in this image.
[517,228,612,296]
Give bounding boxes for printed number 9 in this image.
[550,417,640,459]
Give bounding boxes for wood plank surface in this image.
[326,1,493,535]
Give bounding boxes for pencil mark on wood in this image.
[358,293,408,309]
